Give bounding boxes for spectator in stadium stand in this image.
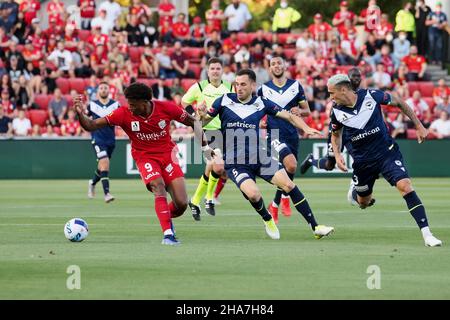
[429,111,450,139]
[47,41,75,78]
[221,64,235,83]
[2,0,18,23]
[373,13,392,44]
[46,0,65,26]
[28,19,47,50]
[158,0,175,27]
[79,0,96,30]
[139,46,159,78]
[372,63,392,91]
[11,11,27,43]
[36,60,57,94]
[87,25,109,50]
[272,0,301,33]
[390,113,407,139]
[156,45,176,79]
[1,74,14,97]
[170,77,185,97]
[171,13,190,45]
[99,0,122,27]
[395,2,415,44]
[308,13,332,42]
[250,29,271,50]
[46,15,65,39]
[61,109,81,137]
[402,45,427,81]
[5,41,25,70]
[332,1,357,29]
[312,77,329,112]
[91,9,114,35]
[170,41,196,79]
[12,109,31,136]
[130,0,153,24]
[85,75,98,102]
[434,96,450,117]
[433,79,450,106]
[0,89,16,117]
[224,0,252,32]
[414,0,431,56]
[63,24,79,53]
[426,2,448,66]
[253,60,270,88]
[0,106,13,137]
[204,29,222,53]
[7,55,29,83]
[392,64,410,100]
[340,28,361,65]
[48,88,68,126]
[406,90,432,128]
[393,31,410,68]
[358,0,381,34]
[13,75,35,110]
[41,124,58,137]
[234,44,250,70]
[372,44,395,76]
[0,5,13,33]
[190,16,205,48]
[205,0,224,33]
[125,15,143,46]
[222,31,242,55]
[90,44,108,76]
[19,0,40,27]
[151,76,172,101]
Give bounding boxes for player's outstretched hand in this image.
[74,95,85,115]
[202,145,215,161]
[416,126,428,144]
[196,102,208,119]
[336,154,348,172]
[305,128,323,137]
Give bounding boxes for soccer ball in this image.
[64,218,89,242]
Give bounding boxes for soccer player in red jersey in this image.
[74,82,212,245]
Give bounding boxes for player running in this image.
[75,82,213,246]
[87,82,120,203]
[182,57,233,220]
[299,67,362,174]
[328,74,442,247]
[198,69,334,240]
[258,56,311,224]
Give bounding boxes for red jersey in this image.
[172,22,190,38]
[307,22,332,40]
[28,34,46,51]
[78,0,96,19]
[47,1,64,14]
[61,120,80,136]
[375,21,393,38]
[433,87,450,98]
[360,6,381,32]
[158,3,175,26]
[20,0,41,25]
[105,101,188,160]
[88,34,109,49]
[333,10,356,28]
[22,48,42,68]
[205,9,223,31]
[402,55,426,73]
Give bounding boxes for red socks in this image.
[154,196,172,233]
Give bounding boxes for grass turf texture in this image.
[0,178,449,299]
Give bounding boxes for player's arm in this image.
[74,95,109,131]
[178,112,214,159]
[331,128,347,172]
[389,92,428,143]
[275,110,322,137]
[293,100,311,117]
[181,84,201,116]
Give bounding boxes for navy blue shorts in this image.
[226,158,282,189]
[268,136,299,162]
[91,141,115,160]
[352,145,409,197]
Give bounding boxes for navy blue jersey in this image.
[330,89,393,163]
[208,93,282,166]
[88,99,120,146]
[257,79,306,139]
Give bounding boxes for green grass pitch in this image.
[1,178,449,299]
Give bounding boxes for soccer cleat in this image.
[161,234,181,246]
[104,193,115,203]
[268,202,279,224]
[300,153,313,174]
[264,219,280,240]
[313,225,334,239]
[347,180,358,206]
[213,197,221,205]
[280,197,292,217]
[88,180,95,199]
[205,199,216,216]
[189,200,201,221]
[424,235,442,247]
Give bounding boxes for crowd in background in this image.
[0,0,450,139]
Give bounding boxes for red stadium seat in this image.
[237,32,249,44]
[56,78,70,94]
[164,79,174,87]
[181,78,197,92]
[129,46,142,64]
[29,109,49,127]
[423,97,436,112]
[78,29,91,42]
[64,95,74,107]
[418,82,434,97]
[69,78,86,94]
[408,82,420,95]
[276,33,291,45]
[183,47,204,60]
[34,94,50,110]
[189,64,202,78]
